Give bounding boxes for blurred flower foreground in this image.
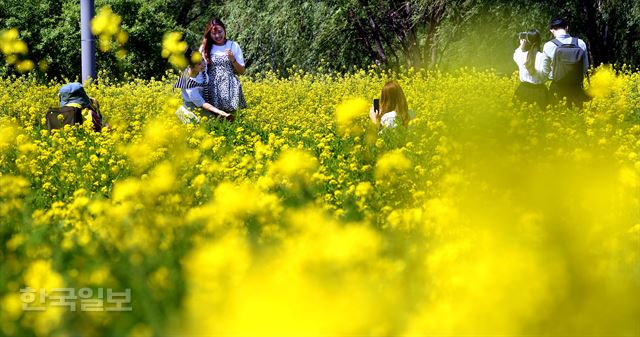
[0,66,639,336]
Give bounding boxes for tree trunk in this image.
[580,0,606,67]
[423,2,446,69]
[366,14,388,65]
[350,10,384,66]
[402,3,422,68]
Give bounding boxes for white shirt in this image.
[380,111,398,128]
[206,40,245,66]
[380,110,416,129]
[513,48,549,84]
[181,72,205,108]
[542,34,589,80]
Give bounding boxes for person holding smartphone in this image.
[199,18,246,115]
[369,80,412,129]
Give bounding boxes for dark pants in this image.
[549,82,589,108]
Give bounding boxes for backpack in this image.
[46,106,83,130]
[551,38,586,87]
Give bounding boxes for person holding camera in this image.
[369,80,413,130]
[199,18,246,115]
[513,29,550,110]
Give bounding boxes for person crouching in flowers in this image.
[369,80,413,131]
[174,47,233,124]
[47,82,108,132]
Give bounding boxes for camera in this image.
[519,32,527,40]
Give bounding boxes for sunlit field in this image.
[1,67,639,336]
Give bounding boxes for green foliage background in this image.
[1,0,639,79]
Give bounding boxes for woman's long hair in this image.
[522,29,541,75]
[201,18,227,63]
[379,80,409,127]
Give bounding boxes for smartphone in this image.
[373,98,380,113]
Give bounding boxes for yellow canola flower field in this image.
[0,66,639,336]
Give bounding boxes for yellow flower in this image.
[374,149,411,180]
[0,28,19,44]
[190,51,202,64]
[191,174,206,188]
[335,97,369,136]
[91,6,127,52]
[20,260,65,337]
[0,122,19,152]
[162,32,188,68]
[23,259,64,291]
[0,29,21,55]
[146,162,177,196]
[1,293,22,320]
[15,59,34,73]
[0,28,33,71]
[91,6,119,36]
[116,31,129,44]
[355,181,372,198]
[269,148,318,178]
[1,65,640,336]
[587,65,623,98]
[112,178,141,202]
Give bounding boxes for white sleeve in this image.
[380,113,394,128]
[542,41,555,59]
[537,52,550,78]
[231,41,245,66]
[513,48,526,66]
[542,42,554,79]
[185,88,205,107]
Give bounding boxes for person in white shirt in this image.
[369,80,413,130]
[174,48,232,124]
[200,18,247,115]
[513,29,550,109]
[542,18,590,107]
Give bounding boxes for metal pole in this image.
[80,0,96,83]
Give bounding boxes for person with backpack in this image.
[543,18,590,107]
[46,82,108,132]
[513,29,550,109]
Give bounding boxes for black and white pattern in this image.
[174,68,204,90]
[204,54,246,112]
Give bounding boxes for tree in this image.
[571,0,640,68]
[1,0,638,80]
